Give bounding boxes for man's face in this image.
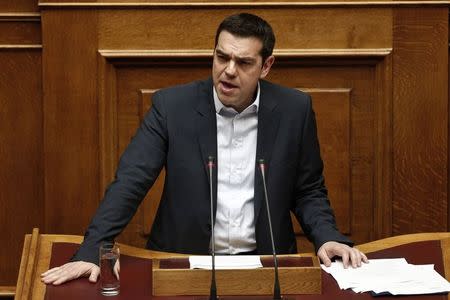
[212,31,274,112]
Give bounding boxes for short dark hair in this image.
[214,13,276,63]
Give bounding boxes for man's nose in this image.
[225,60,237,77]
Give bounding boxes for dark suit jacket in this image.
[73,77,352,264]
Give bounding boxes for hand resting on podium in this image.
[41,261,100,285]
[318,241,368,268]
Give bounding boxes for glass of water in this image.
[99,242,120,296]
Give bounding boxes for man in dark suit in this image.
[42,13,367,285]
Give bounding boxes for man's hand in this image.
[41,261,99,285]
[317,241,368,268]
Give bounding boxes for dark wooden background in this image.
[1,0,448,289]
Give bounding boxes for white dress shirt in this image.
[212,84,259,254]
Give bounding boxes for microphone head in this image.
[208,156,215,168]
[258,159,266,172]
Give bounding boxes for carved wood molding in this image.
[39,1,450,7]
[0,13,41,22]
[0,45,42,49]
[373,52,393,239]
[99,48,392,59]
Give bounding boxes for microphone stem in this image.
[209,158,217,300]
[260,163,282,300]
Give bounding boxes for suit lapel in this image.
[254,80,281,224]
[195,78,218,219]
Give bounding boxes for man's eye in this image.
[217,55,227,61]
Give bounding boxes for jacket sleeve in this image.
[71,92,168,265]
[292,95,353,253]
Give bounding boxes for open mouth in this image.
[220,81,238,93]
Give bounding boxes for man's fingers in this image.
[361,251,369,263]
[42,266,72,285]
[40,261,98,285]
[341,251,350,269]
[41,267,56,277]
[89,266,100,283]
[349,249,359,268]
[317,248,332,267]
[317,242,369,269]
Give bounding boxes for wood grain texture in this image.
[0,286,15,297]
[0,19,40,45]
[373,52,393,239]
[0,49,43,285]
[14,234,31,300]
[153,258,321,295]
[392,8,448,234]
[98,54,118,200]
[0,0,38,12]
[306,88,351,234]
[42,9,100,234]
[97,8,391,50]
[14,228,40,300]
[442,238,450,281]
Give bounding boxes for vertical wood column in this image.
[0,0,43,285]
[42,9,100,233]
[393,7,448,233]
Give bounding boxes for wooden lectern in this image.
[14,229,450,300]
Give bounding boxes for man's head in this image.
[212,13,276,112]
[214,13,275,63]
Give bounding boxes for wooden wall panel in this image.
[0,0,38,13]
[0,19,40,45]
[98,8,391,50]
[0,1,42,286]
[42,10,100,233]
[308,88,351,234]
[0,49,43,285]
[393,8,448,234]
[270,60,379,251]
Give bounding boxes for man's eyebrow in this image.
[215,48,257,62]
[215,49,229,57]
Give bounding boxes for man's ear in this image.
[260,55,275,79]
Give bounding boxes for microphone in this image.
[258,159,282,300]
[207,156,218,300]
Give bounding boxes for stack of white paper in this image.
[321,258,450,295]
[189,255,262,270]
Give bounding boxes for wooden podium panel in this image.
[152,256,321,296]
